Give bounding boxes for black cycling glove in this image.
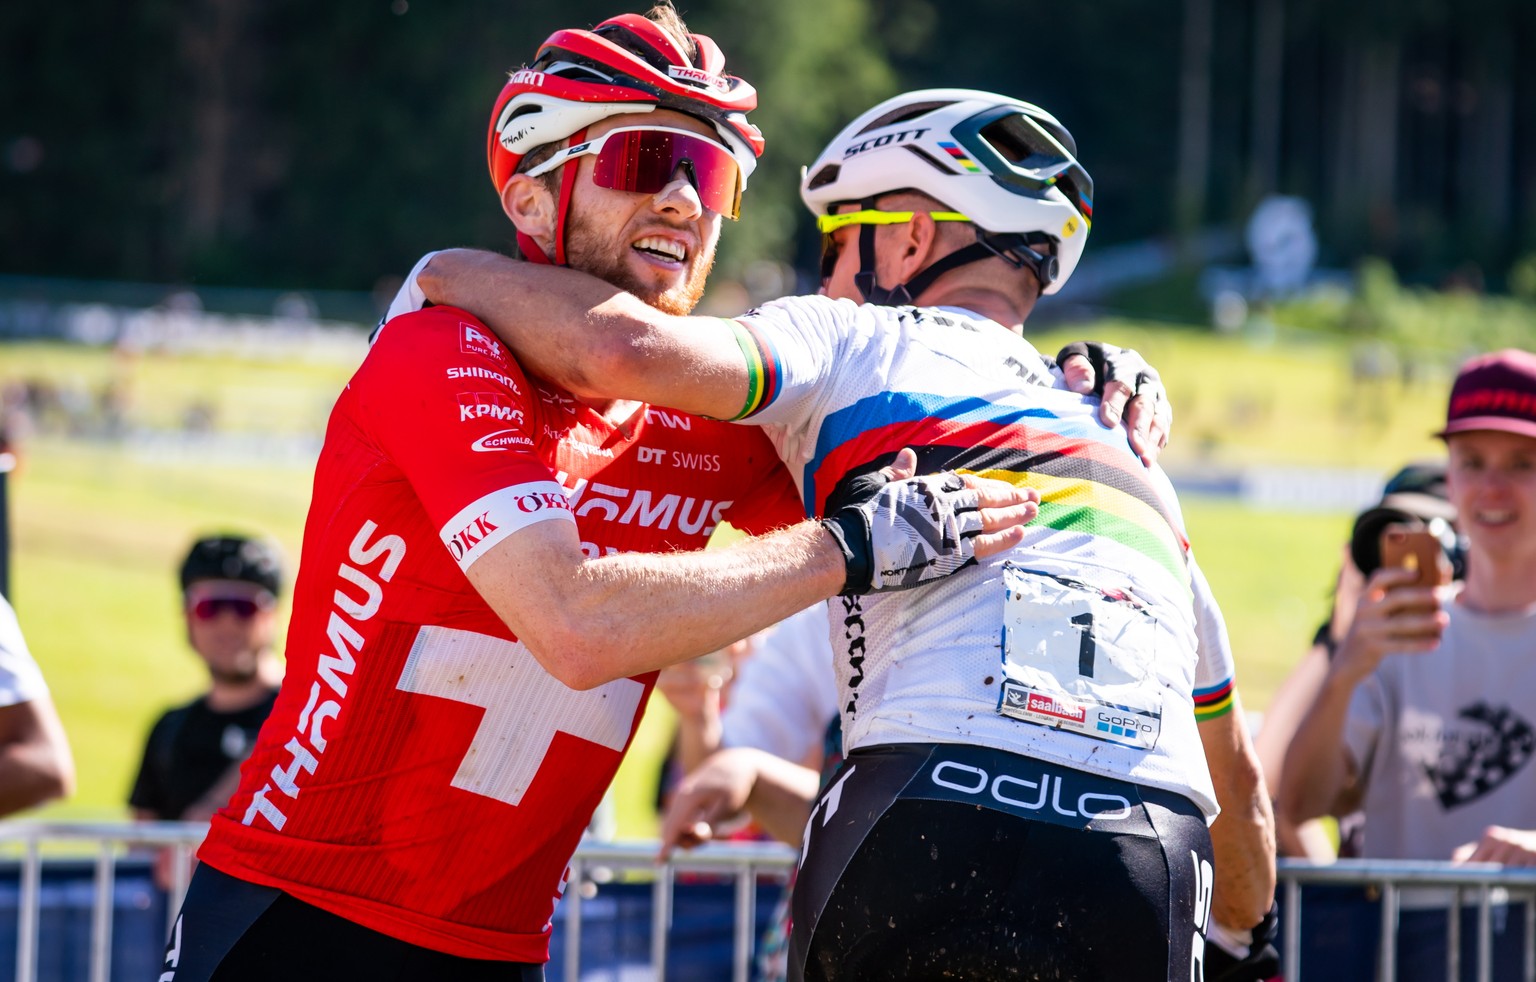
[820,469,983,595]
[1055,340,1167,405]
[1204,903,1280,982]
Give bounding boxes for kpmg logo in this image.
[458,391,523,424]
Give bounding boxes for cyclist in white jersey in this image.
[405,89,1276,982]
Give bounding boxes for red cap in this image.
[1437,348,1536,441]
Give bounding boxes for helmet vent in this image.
[502,104,540,127]
[538,57,618,85]
[595,23,683,75]
[805,163,841,191]
[853,101,954,136]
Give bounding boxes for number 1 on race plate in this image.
[996,563,1164,750]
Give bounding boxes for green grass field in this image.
[2,325,1446,836]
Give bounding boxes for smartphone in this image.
[1379,526,1449,589]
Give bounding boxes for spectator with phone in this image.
[1280,349,1536,973]
[1256,460,1459,859]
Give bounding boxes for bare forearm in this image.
[674,706,724,776]
[1277,671,1359,824]
[0,741,72,816]
[1202,700,1277,929]
[418,249,747,418]
[418,251,664,398]
[1209,781,1276,929]
[501,522,844,690]
[741,749,822,846]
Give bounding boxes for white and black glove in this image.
[820,469,983,595]
[1055,340,1167,408]
[1204,904,1280,982]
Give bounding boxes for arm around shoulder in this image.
[466,518,845,691]
[416,249,751,420]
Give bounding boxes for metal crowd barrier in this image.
[3,824,1536,982]
[1278,858,1536,982]
[0,821,795,982]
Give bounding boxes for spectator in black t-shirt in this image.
[130,535,284,884]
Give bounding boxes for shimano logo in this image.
[446,366,520,392]
[842,127,929,159]
[930,759,1132,820]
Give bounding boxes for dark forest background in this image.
[3,0,1534,298]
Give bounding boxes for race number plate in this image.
[998,563,1163,749]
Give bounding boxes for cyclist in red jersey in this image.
[164,8,1036,981]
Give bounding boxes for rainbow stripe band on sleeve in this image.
[1193,678,1235,721]
[727,318,782,420]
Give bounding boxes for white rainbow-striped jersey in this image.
[729,295,1236,817]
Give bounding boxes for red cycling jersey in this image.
[198,306,801,962]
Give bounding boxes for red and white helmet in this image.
[486,13,763,196]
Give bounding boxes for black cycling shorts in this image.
[788,743,1216,982]
[160,864,544,981]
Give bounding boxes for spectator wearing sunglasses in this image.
[129,534,283,835]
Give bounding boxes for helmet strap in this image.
[850,195,1040,306]
[516,231,553,265]
[974,230,1059,292]
[552,127,587,267]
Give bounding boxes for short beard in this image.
[563,222,715,316]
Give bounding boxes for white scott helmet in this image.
[800,88,1093,298]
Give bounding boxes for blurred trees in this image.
[0,0,1532,295]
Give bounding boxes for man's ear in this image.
[894,211,942,283]
[502,173,557,253]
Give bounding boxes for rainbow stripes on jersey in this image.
[797,390,1192,594]
[1193,678,1235,721]
[727,318,783,420]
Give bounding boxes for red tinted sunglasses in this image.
[526,126,744,220]
[190,597,264,621]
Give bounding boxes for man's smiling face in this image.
[560,109,727,316]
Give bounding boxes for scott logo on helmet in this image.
[842,127,929,159]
